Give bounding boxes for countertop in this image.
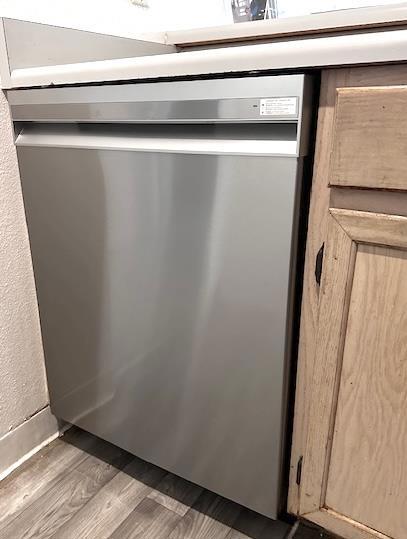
[2,5,407,90]
[166,4,407,46]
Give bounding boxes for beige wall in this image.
[0,90,58,478]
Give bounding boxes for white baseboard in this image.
[0,406,63,481]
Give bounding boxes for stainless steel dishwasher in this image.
[9,74,312,518]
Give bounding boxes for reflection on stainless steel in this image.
[8,74,307,124]
[14,74,311,519]
[11,98,299,123]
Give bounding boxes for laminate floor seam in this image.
[1,455,132,539]
[48,464,130,539]
[107,493,191,538]
[103,472,197,538]
[49,457,168,539]
[0,446,91,532]
[55,463,156,539]
[148,497,184,518]
[1,428,292,539]
[0,429,107,530]
[0,434,131,538]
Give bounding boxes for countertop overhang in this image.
[2,6,407,90]
[6,28,407,90]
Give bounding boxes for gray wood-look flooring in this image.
[0,427,321,539]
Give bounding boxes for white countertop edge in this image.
[7,29,407,90]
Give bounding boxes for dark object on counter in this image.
[250,0,267,20]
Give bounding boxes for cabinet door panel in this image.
[330,86,407,190]
[300,209,407,539]
[326,244,407,539]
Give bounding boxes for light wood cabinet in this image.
[289,66,407,539]
[299,208,407,539]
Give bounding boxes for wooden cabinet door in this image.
[298,208,407,539]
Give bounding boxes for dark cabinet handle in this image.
[315,243,325,286]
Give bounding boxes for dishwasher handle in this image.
[15,124,300,157]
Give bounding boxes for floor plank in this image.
[0,427,292,539]
[52,457,167,539]
[226,508,290,539]
[294,522,336,539]
[168,490,242,539]
[147,472,203,516]
[0,428,95,528]
[109,498,181,539]
[0,438,131,539]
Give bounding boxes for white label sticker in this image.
[260,97,298,117]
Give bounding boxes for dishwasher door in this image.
[14,75,310,519]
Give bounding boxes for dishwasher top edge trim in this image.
[7,74,307,106]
